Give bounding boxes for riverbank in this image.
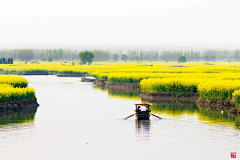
[1,72,86,77]
[2,69,240,113]
[0,99,39,112]
[196,99,240,114]
[106,82,140,91]
[95,81,240,113]
[141,92,199,102]
[141,92,240,113]
[94,79,106,86]
[95,82,240,112]
[57,74,83,77]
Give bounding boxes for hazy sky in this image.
[0,0,239,50]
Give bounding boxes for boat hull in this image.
[136,114,150,120]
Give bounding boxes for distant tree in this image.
[128,49,138,61]
[233,49,240,62]
[147,50,159,61]
[48,57,52,62]
[78,51,95,65]
[161,50,171,62]
[7,58,13,64]
[136,56,140,63]
[121,54,128,62]
[178,56,187,63]
[91,50,110,61]
[2,48,240,62]
[140,50,145,61]
[203,49,217,62]
[58,49,64,61]
[18,49,34,61]
[113,54,119,62]
[0,58,5,64]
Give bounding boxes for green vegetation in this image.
[91,50,110,61]
[2,48,240,62]
[18,49,34,62]
[78,51,95,65]
[113,54,119,62]
[0,58,13,64]
[178,56,187,63]
[48,57,53,62]
[121,54,128,62]
[58,69,89,76]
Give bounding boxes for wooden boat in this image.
[81,76,97,82]
[135,103,152,120]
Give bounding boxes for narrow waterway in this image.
[0,76,239,160]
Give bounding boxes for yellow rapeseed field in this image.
[2,61,240,101]
[0,75,28,87]
[0,76,35,103]
[0,84,35,103]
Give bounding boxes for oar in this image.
[124,114,135,119]
[151,114,162,119]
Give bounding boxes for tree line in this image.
[0,48,240,62]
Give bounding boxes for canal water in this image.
[0,75,239,160]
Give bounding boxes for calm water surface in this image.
[0,75,239,160]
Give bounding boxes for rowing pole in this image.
[124,114,135,119]
[124,113,162,119]
[151,114,163,119]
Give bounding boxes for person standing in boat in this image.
[141,103,148,115]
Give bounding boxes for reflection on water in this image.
[93,85,141,100]
[151,102,240,129]
[98,87,240,129]
[0,108,37,129]
[151,101,198,115]
[108,89,141,100]
[92,85,107,92]
[1,76,239,160]
[198,107,240,129]
[135,120,151,140]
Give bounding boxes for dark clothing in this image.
[142,111,146,115]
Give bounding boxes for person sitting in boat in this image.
[141,103,148,115]
[137,106,141,114]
